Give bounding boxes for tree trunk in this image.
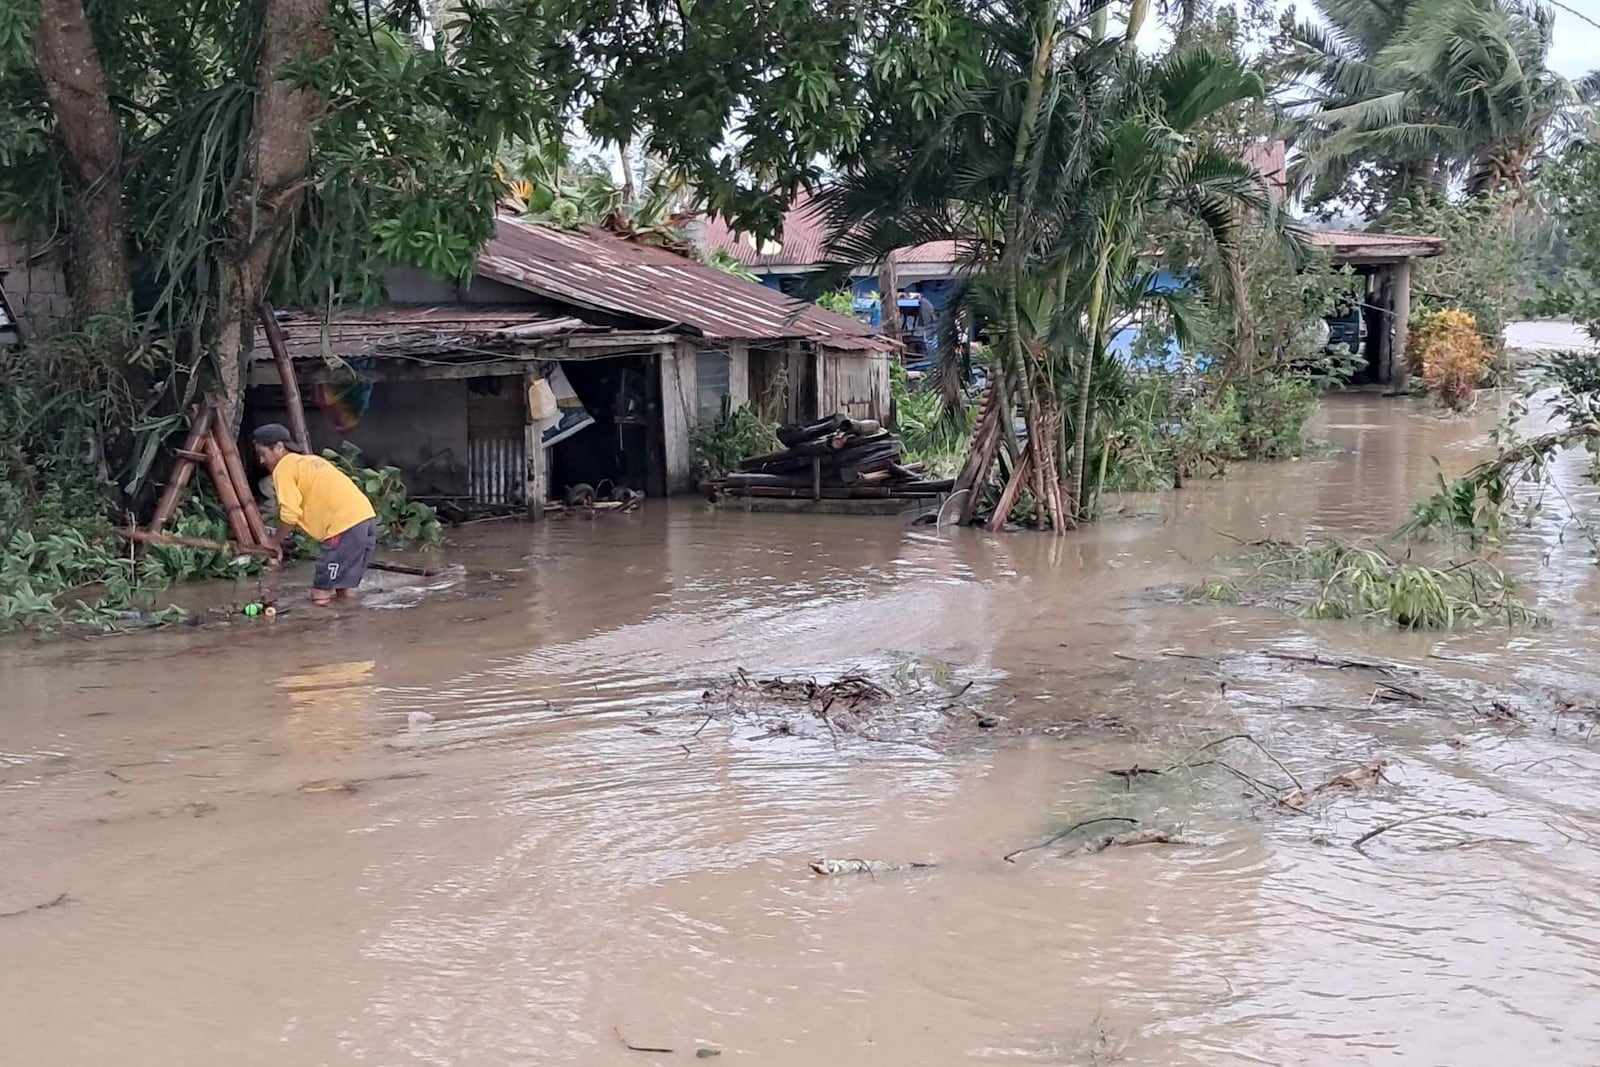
[214,0,333,426]
[1228,250,1255,378]
[618,138,636,203]
[33,0,131,316]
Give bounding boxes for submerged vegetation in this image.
[1197,539,1539,631]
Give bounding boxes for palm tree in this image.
[816,0,1282,523]
[1289,0,1579,209]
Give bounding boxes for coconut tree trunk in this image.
[996,2,1058,515]
[33,0,131,316]
[214,0,333,426]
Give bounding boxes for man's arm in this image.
[268,466,305,564]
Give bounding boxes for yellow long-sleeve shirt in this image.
[270,453,376,542]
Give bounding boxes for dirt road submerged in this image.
[5,393,1600,1066]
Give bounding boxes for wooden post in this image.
[811,455,822,501]
[1391,258,1412,392]
[211,420,269,546]
[258,302,310,451]
[523,370,546,519]
[1374,267,1394,385]
[203,433,255,547]
[149,406,212,532]
[877,253,898,335]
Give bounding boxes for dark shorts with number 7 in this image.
[314,518,377,590]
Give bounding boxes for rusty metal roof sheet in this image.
[1309,229,1446,262]
[250,305,594,363]
[698,191,968,271]
[477,218,892,349]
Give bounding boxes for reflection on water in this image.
[4,394,1600,1065]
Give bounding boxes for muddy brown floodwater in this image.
[6,393,1600,1066]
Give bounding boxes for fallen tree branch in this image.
[1003,816,1139,863]
[0,892,70,919]
[1069,828,1190,855]
[1352,809,1486,853]
[614,1027,674,1054]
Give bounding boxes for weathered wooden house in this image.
[245,217,894,512]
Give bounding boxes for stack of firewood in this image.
[714,414,955,500]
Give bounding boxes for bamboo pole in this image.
[203,434,256,547]
[259,302,310,451]
[211,419,269,546]
[119,528,274,557]
[149,406,213,532]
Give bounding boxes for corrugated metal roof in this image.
[476,218,893,349]
[698,191,969,271]
[1309,230,1446,262]
[251,305,594,363]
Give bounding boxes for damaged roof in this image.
[699,192,969,271]
[251,305,595,363]
[476,217,894,349]
[1309,230,1446,263]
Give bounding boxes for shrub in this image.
[320,443,443,546]
[690,404,782,480]
[1408,308,1493,410]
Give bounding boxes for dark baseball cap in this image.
[251,423,302,450]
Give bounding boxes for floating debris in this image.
[1069,828,1190,855]
[809,858,937,876]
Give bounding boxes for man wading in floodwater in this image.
[251,424,378,606]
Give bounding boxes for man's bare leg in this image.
[310,589,336,607]
[335,588,357,601]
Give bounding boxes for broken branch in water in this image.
[1160,733,1303,790]
[1069,828,1190,855]
[614,1027,674,1054]
[1255,650,1402,674]
[1003,816,1140,863]
[0,892,69,919]
[1351,809,1487,853]
[1281,760,1389,811]
[809,858,937,876]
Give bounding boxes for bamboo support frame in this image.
[211,419,269,547]
[203,433,255,547]
[149,406,213,533]
[259,302,310,452]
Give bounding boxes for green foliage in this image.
[1101,366,1320,492]
[0,313,189,543]
[699,248,761,282]
[1289,0,1580,213]
[1536,141,1600,343]
[890,359,972,477]
[0,502,253,634]
[1384,193,1525,356]
[1197,538,1538,631]
[1234,373,1318,459]
[1399,380,1600,553]
[816,8,1291,519]
[690,404,783,480]
[319,443,442,547]
[816,290,858,317]
[1546,348,1600,397]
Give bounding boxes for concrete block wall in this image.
[0,221,70,336]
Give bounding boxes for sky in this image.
[1545,2,1600,78]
